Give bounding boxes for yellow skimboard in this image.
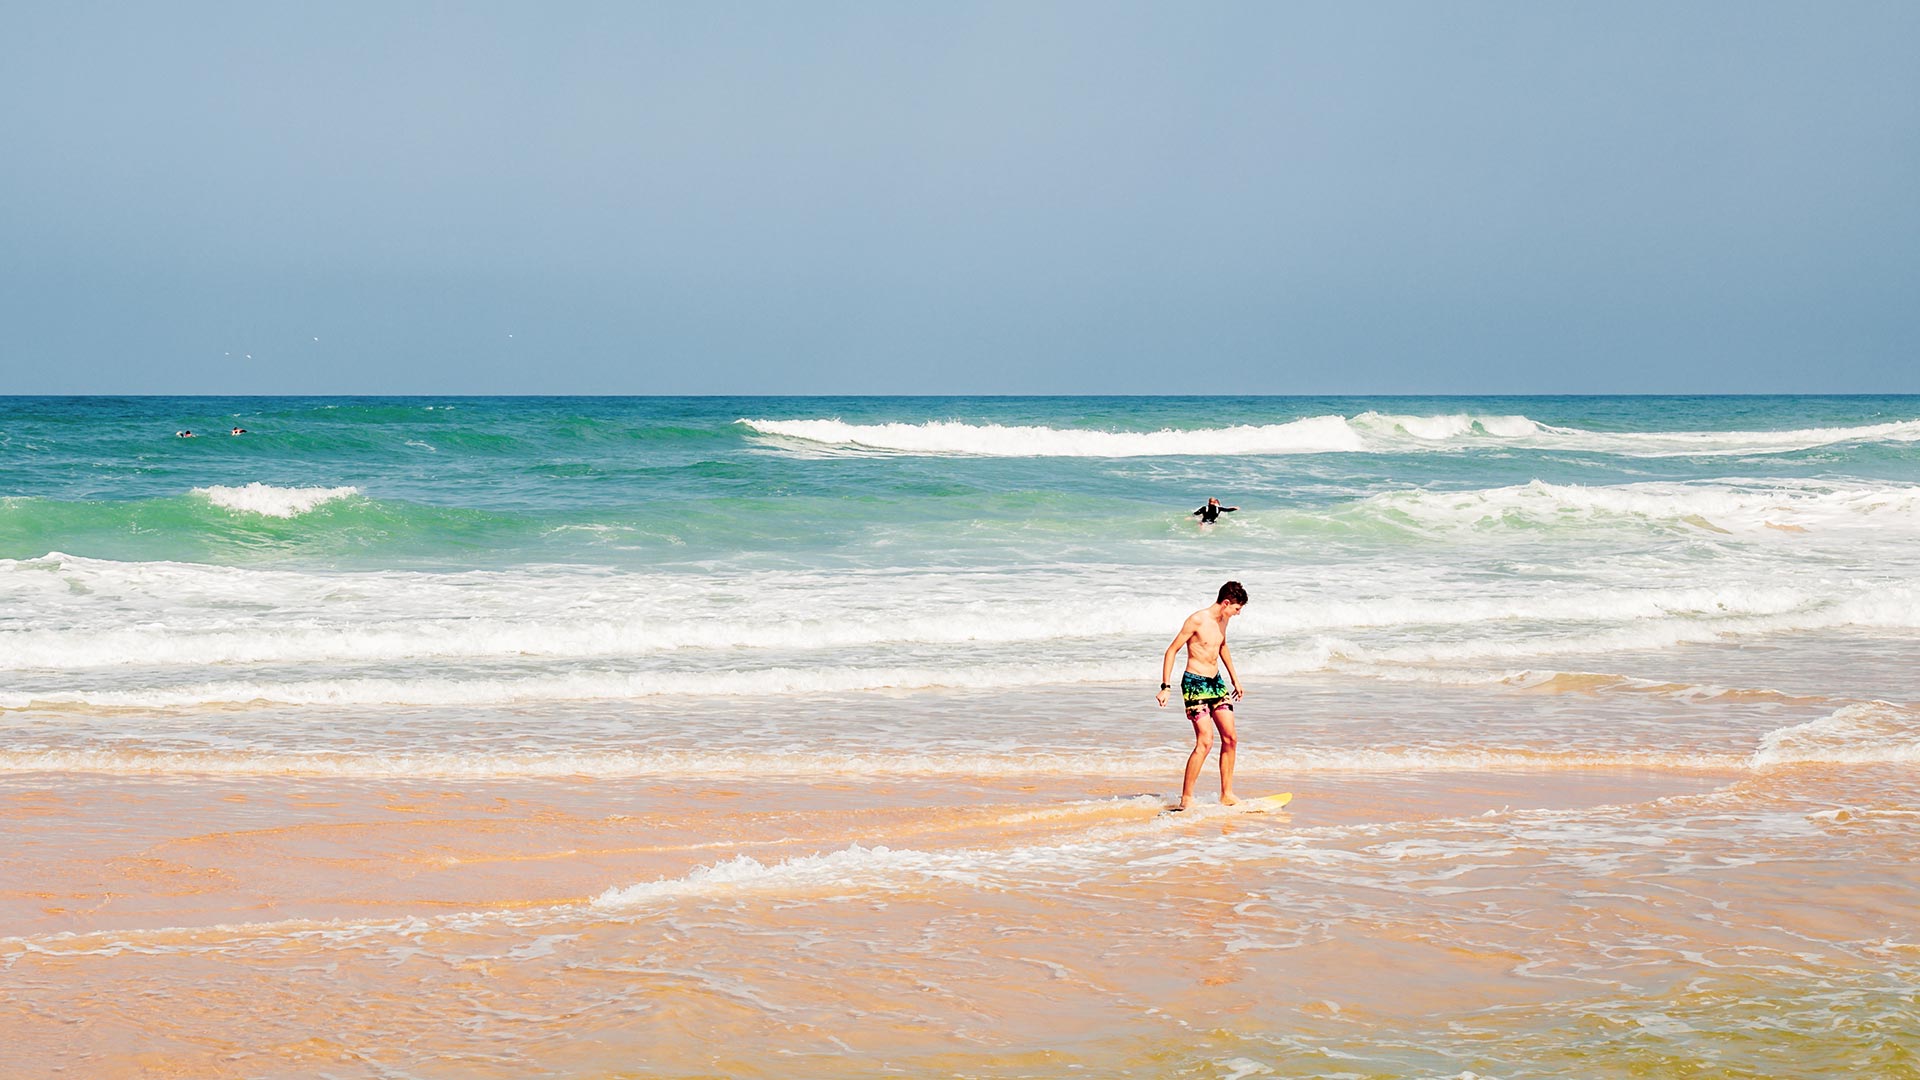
[1162,792,1292,814]
[1238,792,1293,813]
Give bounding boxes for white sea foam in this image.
[584,786,1782,912]
[3,581,1883,670]
[192,483,361,518]
[0,614,1131,669]
[0,656,1150,710]
[1362,665,1816,706]
[2,835,1118,953]
[0,742,1745,779]
[6,583,1918,705]
[738,414,1920,458]
[0,595,1188,670]
[0,746,1166,779]
[1285,584,1920,673]
[1361,478,1920,534]
[1808,807,1920,823]
[739,414,1478,457]
[9,548,1914,672]
[1546,418,1920,456]
[1751,702,1920,768]
[590,845,969,908]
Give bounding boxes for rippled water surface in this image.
[3,395,1918,1078]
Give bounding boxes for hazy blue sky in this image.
[4,2,1916,394]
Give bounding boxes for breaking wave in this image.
[738,413,1920,458]
[1751,702,1920,768]
[191,483,363,518]
[10,566,1905,671]
[1354,478,1920,535]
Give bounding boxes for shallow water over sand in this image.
[5,396,1919,1076]
[5,663,1917,1079]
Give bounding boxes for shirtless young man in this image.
[1155,580,1248,810]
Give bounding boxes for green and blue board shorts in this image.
[1180,671,1233,717]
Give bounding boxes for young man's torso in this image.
[1182,606,1228,675]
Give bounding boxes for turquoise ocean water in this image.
[6,395,1920,706]
[4,395,1919,1077]
[8,395,1920,572]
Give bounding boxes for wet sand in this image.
[6,732,1915,1078]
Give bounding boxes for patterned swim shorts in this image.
[1181,671,1233,717]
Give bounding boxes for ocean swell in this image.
[9,553,1918,676]
[1352,478,1920,535]
[738,413,1920,458]
[1751,702,1920,767]
[192,483,362,518]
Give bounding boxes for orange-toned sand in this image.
[8,758,1915,1079]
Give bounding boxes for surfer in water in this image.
[1192,497,1238,525]
[1156,580,1248,810]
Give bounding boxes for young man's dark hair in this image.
[1217,581,1248,605]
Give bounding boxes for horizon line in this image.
[8,391,1920,401]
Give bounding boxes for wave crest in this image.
[1751,702,1920,767]
[1356,479,1920,535]
[192,483,361,518]
[737,414,1920,458]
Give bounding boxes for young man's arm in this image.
[1224,506,1239,513]
[1191,506,1207,516]
[1157,619,1196,707]
[1220,641,1244,700]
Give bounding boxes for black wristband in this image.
[1160,682,1171,690]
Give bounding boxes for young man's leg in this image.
[1212,704,1239,805]
[1179,707,1216,810]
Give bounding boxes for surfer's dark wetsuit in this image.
[1193,503,1237,524]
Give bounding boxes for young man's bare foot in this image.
[1220,794,1240,807]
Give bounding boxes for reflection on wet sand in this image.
[6,694,1916,1079]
